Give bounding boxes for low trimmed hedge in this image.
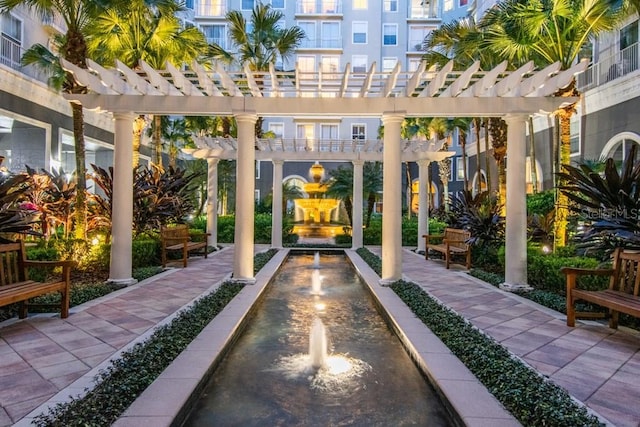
[357,248,603,427]
[32,250,278,426]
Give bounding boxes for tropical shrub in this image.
[0,172,41,242]
[559,144,640,257]
[526,190,555,215]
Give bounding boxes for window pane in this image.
[242,0,254,10]
[271,0,285,8]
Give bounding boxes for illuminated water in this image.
[184,253,452,426]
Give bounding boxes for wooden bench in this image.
[160,224,210,268]
[562,247,640,328]
[423,227,471,269]
[0,241,74,319]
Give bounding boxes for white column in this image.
[233,113,258,283]
[271,159,284,248]
[109,113,136,286]
[206,158,219,248]
[502,114,530,290]
[417,159,430,252]
[352,159,364,249]
[380,113,405,284]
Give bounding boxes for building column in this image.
[206,158,219,248]
[271,159,284,248]
[380,113,405,284]
[109,113,136,286]
[502,114,530,290]
[352,159,364,249]
[417,159,430,252]
[233,112,258,283]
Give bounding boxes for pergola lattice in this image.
[62,58,586,287]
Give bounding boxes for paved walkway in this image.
[0,246,639,426]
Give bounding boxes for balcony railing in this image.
[1,35,53,84]
[0,35,21,70]
[410,5,439,19]
[296,0,342,14]
[577,42,639,91]
[299,38,342,49]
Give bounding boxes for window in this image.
[268,123,284,138]
[320,124,339,151]
[184,0,194,9]
[444,0,453,11]
[197,0,225,16]
[352,55,368,73]
[384,0,398,11]
[383,24,397,45]
[271,0,285,8]
[456,157,467,181]
[1,14,21,44]
[242,0,254,10]
[321,22,340,48]
[321,55,340,76]
[200,24,226,48]
[352,125,366,140]
[600,132,640,165]
[408,58,422,72]
[459,0,468,6]
[352,22,367,44]
[299,21,316,48]
[297,124,315,150]
[411,0,435,18]
[256,160,261,179]
[322,0,339,13]
[353,0,367,9]
[620,20,638,51]
[409,26,431,52]
[382,57,398,72]
[255,189,260,201]
[297,56,315,72]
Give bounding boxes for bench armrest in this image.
[423,234,444,244]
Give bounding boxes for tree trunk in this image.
[554,108,574,248]
[489,117,507,213]
[473,117,481,193]
[529,116,538,193]
[483,118,492,194]
[366,192,376,226]
[71,102,87,240]
[460,132,468,191]
[132,115,146,169]
[153,114,163,168]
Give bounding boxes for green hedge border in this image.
[356,247,603,427]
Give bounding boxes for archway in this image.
[599,131,640,163]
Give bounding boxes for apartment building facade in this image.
[6,0,634,213]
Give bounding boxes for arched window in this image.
[600,132,640,164]
[471,170,488,196]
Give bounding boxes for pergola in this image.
[62,57,585,287]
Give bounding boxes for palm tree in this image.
[363,162,383,227]
[1,0,106,240]
[163,118,190,168]
[480,0,624,247]
[447,117,473,191]
[325,165,354,226]
[207,3,305,137]
[282,181,304,217]
[86,0,208,168]
[423,16,505,204]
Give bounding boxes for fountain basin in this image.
[113,249,518,427]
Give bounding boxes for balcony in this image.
[410,3,439,19]
[298,38,342,49]
[0,35,21,70]
[577,42,639,92]
[1,35,52,84]
[296,0,342,14]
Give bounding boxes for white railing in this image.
[410,4,439,19]
[577,42,639,91]
[296,0,342,14]
[299,37,342,49]
[0,35,21,70]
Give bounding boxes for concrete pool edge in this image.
[112,248,520,427]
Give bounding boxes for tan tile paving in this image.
[1,245,639,426]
